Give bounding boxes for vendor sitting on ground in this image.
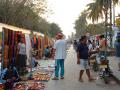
[0,65,20,89]
[31,55,39,68]
[44,46,50,59]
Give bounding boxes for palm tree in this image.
[87,0,119,47]
[87,0,119,23]
[74,10,88,37]
[87,2,103,23]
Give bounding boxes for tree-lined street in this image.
[45,46,120,90]
[0,0,120,90]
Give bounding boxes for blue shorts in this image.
[80,59,89,70]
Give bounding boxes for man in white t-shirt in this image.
[52,33,67,80]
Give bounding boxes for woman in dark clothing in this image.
[17,38,26,74]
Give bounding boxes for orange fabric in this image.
[34,36,36,45]
[4,28,8,45]
[4,45,9,68]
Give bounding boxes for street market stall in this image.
[0,23,55,90]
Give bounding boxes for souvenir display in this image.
[38,60,55,71]
[0,24,54,90]
[27,81,45,90]
[33,72,50,81]
[13,82,26,90]
[13,81,45,90]
[2,28,25,69]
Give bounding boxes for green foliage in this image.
[74,10,106,36]
[86,23,106,35]
[86,0,119,23]
[0,0,46,30]
[74,10,88,37]
[75,0,120,37]
[48,23,62,37]
[86,1,103,22]
[0,0,62,38]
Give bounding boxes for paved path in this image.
[108,56,120,81]
[45,46,120,90]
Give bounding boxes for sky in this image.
[47,0,120,38]
[47,0,92,37]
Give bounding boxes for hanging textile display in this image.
[3,28,9,68]
[1,30,4,71]
[25,34,32,66]
[3,45,9,68]
[31,36,34,49]
[8,30,13,64]
[22,34,26,44]
[41,37,45,53]
[44,36,47,48]
[0,32,2,47]
[37,36,41,59]
[4,28,8,45]
[2,28,27,70]
[33,35,38,49]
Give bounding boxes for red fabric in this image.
[96,35,99,40]
[22,34,26,44]
[105,40,107,46]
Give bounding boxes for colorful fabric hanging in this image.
[34,36,36,45]
[31,38,34,48]
[12,31,15,46]
[25,34,32,66]
[3,45,9,68]
[3,28,8,45]
[38,37,41,49]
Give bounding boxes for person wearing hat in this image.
[44,46,50,59]
[52,33,67,80]
[0,65,20,89]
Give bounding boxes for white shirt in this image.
[88,44,93,51]
[18,43,26,55]
[54,39,67,59]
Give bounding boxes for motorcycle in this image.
[99,56,112,84]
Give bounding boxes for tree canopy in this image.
[75,0,120,38]
[0,0,62,38]
[74,10,106,37]
[74,10,88,37]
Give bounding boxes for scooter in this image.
[99,56,112,84]
[90,55,99,72]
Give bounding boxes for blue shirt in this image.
[32,57,36,67]
[77,43,89,59]
[0,67,19,80]
[116,42,120,57]
[44,48,50,55]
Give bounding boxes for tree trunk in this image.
[109,0,113,47]
[105,9,108,60]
